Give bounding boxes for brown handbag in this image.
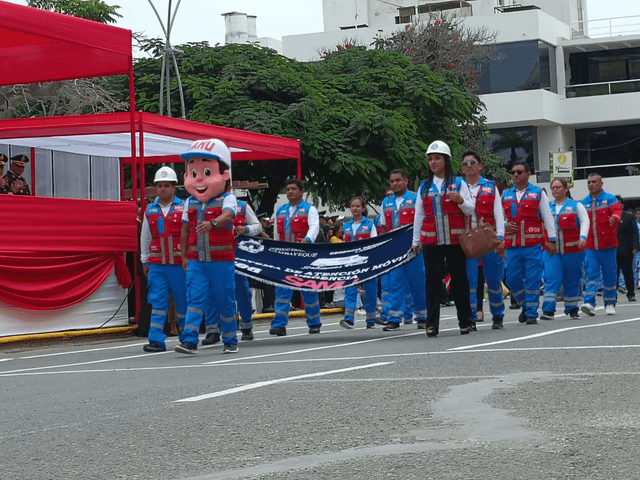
[458,215,502,259]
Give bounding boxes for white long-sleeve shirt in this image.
[412,177,474,246]
[242,203,263,236]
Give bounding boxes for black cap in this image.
[318,210,327,216]
[11,154,29,166]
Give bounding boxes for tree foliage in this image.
[372,13,510,189]
[134,41,484,212]
[27,0,122,23]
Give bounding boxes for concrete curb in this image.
[0,308,346,345]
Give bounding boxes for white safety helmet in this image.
[426,140,452,159]
[154,166,178,183]
[179,138,232,168]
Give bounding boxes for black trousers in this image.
[422,244,473,329]
[617,254,636,298]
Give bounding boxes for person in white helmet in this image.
[140,166,188,352]
[177,138,239,354]
[412,140,475,337]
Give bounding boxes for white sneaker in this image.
[580,304,596,316]
[355,308,366,316]
[605,304,615,315]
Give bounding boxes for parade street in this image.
[1,302,639,480]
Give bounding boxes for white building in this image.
[282,0,640,204]
[222,12,283,54]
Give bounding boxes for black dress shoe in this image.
[518,310,527,323]
[525,317,538,325]
[382,322,400,331]
[202,333,221,345]
[308,325,321,334]
[262,306,275,313]
[628,295,636,302]
[269,327,287,336]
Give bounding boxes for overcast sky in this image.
[6,0,640,48]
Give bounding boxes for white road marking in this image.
[448,317,640,351]
[2,344,639,377]
[174,362,393,402]
[0,358,14,362]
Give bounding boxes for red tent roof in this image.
[0,0,132,85]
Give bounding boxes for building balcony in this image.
[566,79,640,98]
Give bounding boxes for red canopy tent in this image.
[0,1,301,335]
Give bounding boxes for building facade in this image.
[282,0,640,203]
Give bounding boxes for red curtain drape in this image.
[0,196,137,310]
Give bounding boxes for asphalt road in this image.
[1,300,639,480]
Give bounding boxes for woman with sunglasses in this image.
[412,140,475,337]
[540,178,589,319]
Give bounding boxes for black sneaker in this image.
[525,317,538,325]
[382,322,400,331]
[240,329,254,341]
[262,306,275,314]
[308,325,321,334]
[222,344,238,354]
[366,323,375,329]
[202,333,221,345]
[416,322,427,329]
[492,317,504,329]
[143,342,165,353]
[628,295,636,302]
[174,342,198,354]
[269,327,287,336]
[518,310,527,323]
[469,323,477,332]
[339,319,355,329]
[540,311,555,320]
[376,318,388,326]
[569,308,580,319]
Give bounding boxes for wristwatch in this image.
[210,219,218,228]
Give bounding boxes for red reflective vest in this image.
[146,200,184,266]
[580,192,621,250]
[471,177,498,228]
[419,176,466,246]
[185,194,235,262]
[382,191,417,232]
[343,218,375,242]
[232,200,247,228]
[276,201,312,243]
[547,199,583,255]
[502,184,544,248]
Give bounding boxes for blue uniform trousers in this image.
[584,247,617,306]
[388,252,427,325]
[505,245,543,319]
[466,250,505,322]
[272,287,321,328]
[344,280,378,325]
[147,264,187,349]
[542,251,584,313]
[379,273,390,321]
[204,272,253,335]
[181,260,237,347]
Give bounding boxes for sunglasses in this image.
[511,169,526,175]
[461,159,478,167]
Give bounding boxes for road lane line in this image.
[448,317,640,351]
[174,362,393,402]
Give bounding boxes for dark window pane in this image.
[575,124,640,179]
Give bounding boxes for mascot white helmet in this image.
[180,138,232,168]
[154,166,178,183]
[426,140,452,159]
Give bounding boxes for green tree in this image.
[134,42,484,213]
[27,0,122,23]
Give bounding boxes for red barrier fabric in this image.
[0,196,137,309]
[0,252,131,310]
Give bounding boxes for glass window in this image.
[472,41,555,95]
[575,124,640,180]
[483,127,536,172]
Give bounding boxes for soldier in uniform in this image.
[2,154,31,195]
